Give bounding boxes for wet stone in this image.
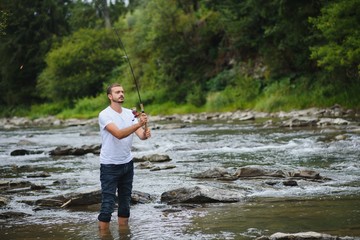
[10,149,44,156]
[49,145,100,156]
[161,185,245,204]
[0,180,32,191]
[149,165,176,171]
[30,184,46,190]
[0,196,10,206]
[0,211,32,219]
[133,154,172,163]
[26,172,51,178]
[283,180,298,186]
[192,167,230,179]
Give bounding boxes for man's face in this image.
[109,86,125,103]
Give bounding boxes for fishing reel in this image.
[132,107,140,118]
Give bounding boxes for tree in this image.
[122,0,224,105]
[67,0,99,31]
[37,28,122,102]
[98,0,111,29]
[310,0,360,82]
[0,0,70,107]
[67,0,126,31]
[206,0,322,78]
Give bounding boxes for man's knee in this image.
[98,213,112,222]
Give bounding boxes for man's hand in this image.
[144,128,151,139]
[134,113,151,140]
[138,113,148,126]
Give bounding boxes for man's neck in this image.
[110,103,122,113]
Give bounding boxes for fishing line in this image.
[113,28,144,113]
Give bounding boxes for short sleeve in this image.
[99,110,113,130]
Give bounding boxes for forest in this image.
[0,0,359,118]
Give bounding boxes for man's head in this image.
[106,83,122,95]
[107,83,124,104]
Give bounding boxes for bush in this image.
[57,94,108,119]
[29,102,68,119]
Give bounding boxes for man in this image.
[98,83,151,230]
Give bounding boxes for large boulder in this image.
[161,185,245,204]
[31,189,154,208]
[49,144,100,156]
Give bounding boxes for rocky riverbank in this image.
[1,105,359,130]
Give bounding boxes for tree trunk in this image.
[99,0,111,29]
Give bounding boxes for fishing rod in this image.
[96,4,144,112]
[113,28,144,114]
[112,28,148,131]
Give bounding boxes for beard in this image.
[112,97,124,103]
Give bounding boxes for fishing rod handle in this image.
[139,104,148,131]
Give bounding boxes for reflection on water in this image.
[188,196,360,239]
[98,225,131,240]
[1,120,360,239]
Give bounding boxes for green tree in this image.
[122,0,223,106]
[67,0,127,31]
[310,0,360,81]
[206,0,322,78]
[67,0,99,31]
[37,28,122,102]
[0,0,70,107]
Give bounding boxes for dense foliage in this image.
[37,28,121,103]
[0,0,70,107]
[310,0,360,80]
[0,0,359,118]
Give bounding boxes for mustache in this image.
[112,97,124,102]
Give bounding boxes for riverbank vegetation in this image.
[1,0,359,119]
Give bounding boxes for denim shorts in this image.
[98,160,134,222]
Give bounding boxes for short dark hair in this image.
[106,83,122,95]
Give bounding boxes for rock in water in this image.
[161,185,245,204]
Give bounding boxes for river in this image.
[0,116,359,239]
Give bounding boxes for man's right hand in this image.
[138,113,148,126]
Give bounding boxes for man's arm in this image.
[135,113,151,140]
[135,126,151,140]
[105,122,143,139]
[104,113,149,140]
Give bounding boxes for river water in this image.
[0,117,360,240]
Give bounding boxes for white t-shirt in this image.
[98,106,138,165]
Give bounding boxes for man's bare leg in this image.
[98,221,110,229]
[118,217,130,238]
[98,221,112,239]
[118,217,129,226]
